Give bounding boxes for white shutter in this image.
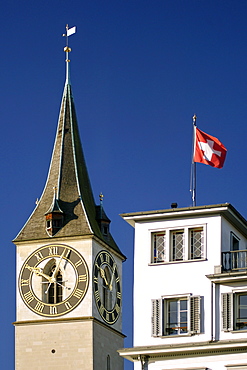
[222,292,233,331]
[151,299,162,337]
[189,295,200,334]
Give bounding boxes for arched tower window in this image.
[107,354,111,370]
[103,266,112,311]
[42,259,64,304]
[48,266,63,304]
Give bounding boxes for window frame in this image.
[222,290,247,332]
[150,225,206,264]
[151,294,201,337]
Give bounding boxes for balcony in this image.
[222,250,247,272]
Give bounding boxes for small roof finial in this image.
[193,114,197,126]
[53,185,58,198]
[99,192,104,205]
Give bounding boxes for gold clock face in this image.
[93,250,121,325]
[19,244,89,317]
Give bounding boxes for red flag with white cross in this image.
[193,127,227,168]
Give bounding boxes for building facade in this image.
[119,203,247,370]
[13,48,125,370]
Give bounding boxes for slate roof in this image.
[14,69,124,258]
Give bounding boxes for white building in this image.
[119,203,247,370]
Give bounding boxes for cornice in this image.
[118,338,247,362]
[13,234,126,261]
[13,316,125,338]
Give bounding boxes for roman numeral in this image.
[24,291,34,304]
[50,306,57,315]
[34,301,44,313]
[21,279,29,286]
[99,304,105,316]
[105,312,109,322]
[95,290,100,302]
[65,249,71,258]
[117,292,122,299]
[75,260,82,268]
[78,274,87,282]
[73,288,84,299]
[34,251,43,261]
[65,301,72,310]
[105,253,110,264]
[49,246,58,256]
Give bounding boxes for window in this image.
[166,297,188,335]
[190,228,204,259]
[231,232,240,251]
[107,355,111,370]
[151,295,201,337]
[151,226,205,264]
[172,230,185,261]
[48,266,63,304]
[103,266,112,311]
[42,260,64,304]
[152,232,166,263]
[222,292,247,331]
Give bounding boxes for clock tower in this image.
[13,28,125,370]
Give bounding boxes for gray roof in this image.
[121,203,247,237]
[14,75,124,258]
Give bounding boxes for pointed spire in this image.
[14,28,124,257]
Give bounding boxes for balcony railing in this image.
[222,250,247,272]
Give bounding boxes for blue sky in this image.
[2,1,247,369]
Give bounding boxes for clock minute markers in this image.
[19,244,89,317]
[93,251,121,324]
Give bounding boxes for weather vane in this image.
[62,24,76,62]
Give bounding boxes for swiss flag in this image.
[193,127,227,168]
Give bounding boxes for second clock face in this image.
[19,244,89,317]
[93,250,121,325]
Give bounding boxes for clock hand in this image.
[95,263,109,286]
[55,281,71,290]
[52,248,67,279]
[109,264,116,291]
[100,268,109,286]
[26,265,55,283]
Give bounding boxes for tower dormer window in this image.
[46,213,63,236]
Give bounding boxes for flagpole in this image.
[190,114,197,207]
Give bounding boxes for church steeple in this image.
[14,31,122,256]
[14,27,125,370]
